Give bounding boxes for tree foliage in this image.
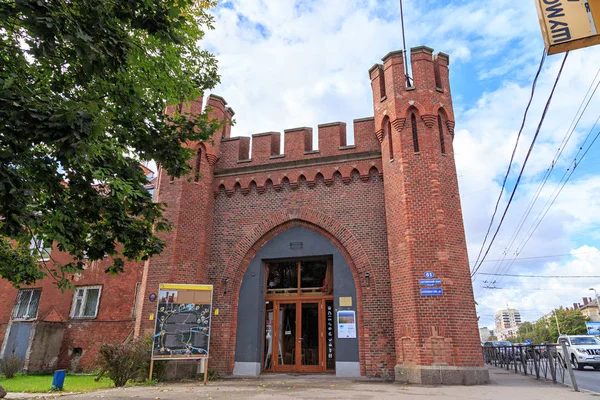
[515,308,588,343]
[0,0,222,289]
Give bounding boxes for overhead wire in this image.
[483,67,600,282]
[496,122,600,285]
[470,51,547,275]
[471,51,570,280]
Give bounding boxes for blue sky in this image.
[203,0,600,329]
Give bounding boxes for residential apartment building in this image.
[494,308,522,332]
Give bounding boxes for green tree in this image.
[0,0,222,289]
[515,321,534,343]
[549,308,588,341]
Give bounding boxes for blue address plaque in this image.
[420,288,443,296]
[419,279,442,286]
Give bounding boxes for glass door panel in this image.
[277,303,296,367]
[263,302,274,370]
[301,302,320,367]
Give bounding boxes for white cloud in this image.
[203,0,600,329]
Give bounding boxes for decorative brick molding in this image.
[214,162,383,197]
[375,129,384,143]
[206,153,219,166]
[421,114,436,128]
[391,118,407,132]
[446,120,455,136]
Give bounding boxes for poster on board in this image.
[152,284,213,360]
[337,310,357,339]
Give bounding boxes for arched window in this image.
[438,114,446,154]
[386,118,394,160]
[193,148,202,182]
[411,113,419,153]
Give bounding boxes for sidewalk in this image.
[6,367,596,400]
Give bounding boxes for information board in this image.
[337,310,357,339]
[151,284,213,360]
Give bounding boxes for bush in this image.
[96,338,148,387]
[0,354,23,379]
[138,336,166,382]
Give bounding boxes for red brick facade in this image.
[0,46,484,381]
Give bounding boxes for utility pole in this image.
[554,309,562,336]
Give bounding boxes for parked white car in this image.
[558,335,600,370]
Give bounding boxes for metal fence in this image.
[482,344,569,384]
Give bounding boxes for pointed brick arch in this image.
[224,208,370,374]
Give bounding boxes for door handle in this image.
[298,338,304,342]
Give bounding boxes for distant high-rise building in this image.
[494,308,522,332]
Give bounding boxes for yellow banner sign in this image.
[536,0,600,54]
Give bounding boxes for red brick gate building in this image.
[0,46,487,384]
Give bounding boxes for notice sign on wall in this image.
[337,310,357,339]
[152,284,213,360]
[535,0,600,54]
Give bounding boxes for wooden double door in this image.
[263,298,334,373]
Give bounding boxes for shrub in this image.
[0,354,23,379]
[137,335,166,382]
[96,338,148,387]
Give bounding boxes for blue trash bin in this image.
[52,369,66,390]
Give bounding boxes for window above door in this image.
[265,259,333,296]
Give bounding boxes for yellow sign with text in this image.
[535,0,600,54]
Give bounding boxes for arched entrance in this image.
[232,226,360,377]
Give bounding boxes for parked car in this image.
[483,340,514,363]
[557,335,600,371]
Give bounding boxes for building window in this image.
[438,114,446,154]
[194,148,202,183]
[386,118,394,160]
[29,235,51,262]
[70,286,102,319]
[266,259,333,296]
[411,113,420,153]
[13,289,41,320]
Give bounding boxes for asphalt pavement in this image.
[5,367,596,400]
[566,367,600,393]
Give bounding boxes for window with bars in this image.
[70,286,102,318]
[13,289,41,320]
[29,235,51,262]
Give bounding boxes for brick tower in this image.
[369,47,488,384]
[135,95,234,337]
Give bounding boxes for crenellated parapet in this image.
[369,46,455,150]
[215,117,379,169]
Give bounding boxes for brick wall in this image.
[371,47,483,367]
[0,254,143,371]
[208,167,396,377]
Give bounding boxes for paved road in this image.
[566,367,600,393]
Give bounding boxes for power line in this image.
[471,51,570,279]
[471,249,600,264]
[481,286,593,291]
[470,51,547,273]
[487,69,600,282]
[478,273,600,278]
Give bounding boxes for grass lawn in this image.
[0,374,114,393]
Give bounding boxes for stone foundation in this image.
[395,364,490,385]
